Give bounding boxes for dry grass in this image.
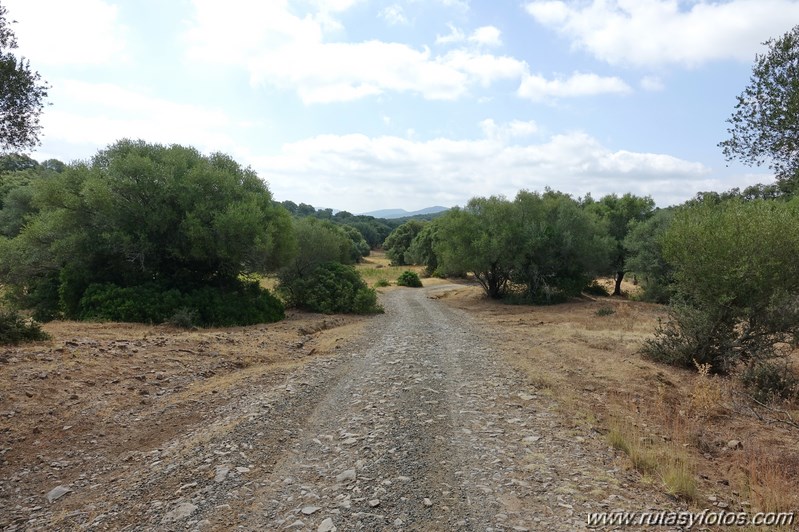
[437,283,799,510]
[738,448,799,514]
[606,415,697,501]
[356,251,426,287]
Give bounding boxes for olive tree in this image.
[643,199,799,374]
[0,140,294,324]
[719,25,799,192]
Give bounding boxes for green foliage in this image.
[78,280,284,326]
[406,223,439,275]
[277,217,355,304]
[719,25,799,187]
[435,197,517,299]
[644,199,799,374]
[340,224,370,260]
[0,6,48,152]
[396,270,423,287]
[512,190,613,303]
[595,306,615,317]
[740,361,799,404]
[167,307,199,329]
[0,140,294,326]
[0,309,49,344]
[383,220,425,265]
[624,209,675,303]
[280,262,382,314]
[583,193,655,295]
[434,191,611,301]
[374,278,390,287]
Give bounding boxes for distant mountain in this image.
[360,206,449,219]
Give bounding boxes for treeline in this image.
[383,190,657,302]
[0,140,384,334]
[278,199,445,250]
[380,184,799,400]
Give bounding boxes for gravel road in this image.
[9,285,678,531]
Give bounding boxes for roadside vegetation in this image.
[0,11,797,516]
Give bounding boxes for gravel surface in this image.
[5,285,680,531]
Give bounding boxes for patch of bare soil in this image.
[437,283,799,517]
[0,311,366,529]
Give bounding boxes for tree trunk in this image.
[613,271,624,296]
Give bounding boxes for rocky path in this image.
[6,286,678,531]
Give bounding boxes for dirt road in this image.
[3,286,678,531]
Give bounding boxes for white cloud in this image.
[436,23,466,45]
[480,119,538,140]
[518,72,632,101]
[525,0,799,67]
[380,4,408,25]
[640,75,665,91]
[437,24,503,47]
[469,25,503,47]
[184,2,524,103]
[40,80,235,154]
[251,125,710,212]
[3,0,128,66]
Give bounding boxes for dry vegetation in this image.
[0,311,368,516]
[3,262,798,524]
[435,279,799,517]
[355,251,426,287]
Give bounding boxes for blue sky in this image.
[6,0,799,213]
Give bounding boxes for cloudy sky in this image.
[6,0,798,213]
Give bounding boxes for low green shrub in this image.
[77,280,284,326]
[396,271,423,287]
[279,262,383,315]
[595,306,615,316]
[0,309,49,344]
[167,307,199,329]
[741,361,799,404]
[375,278,390,287]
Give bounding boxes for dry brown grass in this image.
[437,283,799,510]
[356,251,426,287]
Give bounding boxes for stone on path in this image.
[318,517,336,532]
[335,469,356,483]
[162,502,197,523]
[46,486,71,503]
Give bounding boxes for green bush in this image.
[167,307,198,329]
[279,262,383,315]
[741,361,799,404]
[396,270,423,287]
[77,280,284,326]
[646,199,799,374]
[642,301,728,371]
[595,306,615,316]
[0,309,49,344]
[375,278,390,287]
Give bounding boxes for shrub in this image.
[167,307,198,329]
[595,306,615,317]
[646,199,799,374]
[396,271,423,287]
[375,278,390,287]
[0,309,49,344]
[741,361,799,404]
[279,262,383,315]
[77,280,284,326]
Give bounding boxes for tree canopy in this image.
[584,193,655,295]
[0,140,293,324]
[719,24,799,190]
[0,5,48,152]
